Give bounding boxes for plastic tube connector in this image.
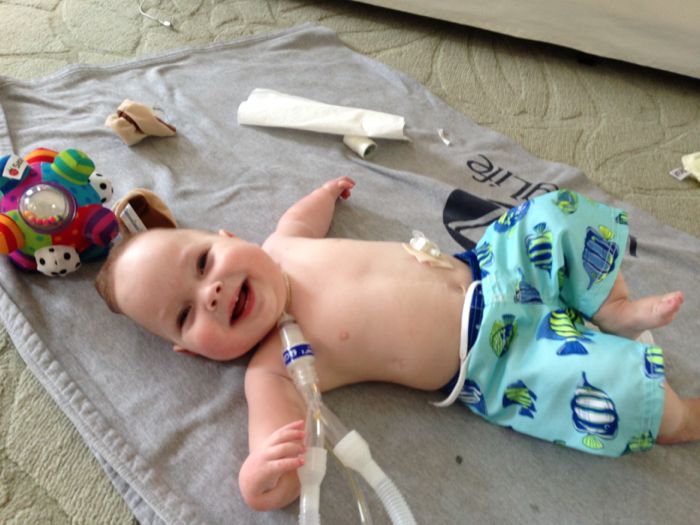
[298,446,328,487]
[279,315,314,369]
[333,431,384,487]
[279,314,320,406]
[298,446,327,525]
[334,431,416,525]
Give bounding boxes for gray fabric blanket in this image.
[0,25,698,525]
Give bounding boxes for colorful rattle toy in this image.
[0,148,118,276]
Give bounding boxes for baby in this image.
[95,177,700,511]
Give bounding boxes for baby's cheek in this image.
[187,324,220,358]
[190,325,242,361]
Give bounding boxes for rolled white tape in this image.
[343,135,377,159]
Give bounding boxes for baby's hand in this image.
[323,176,355,200]
[241,420,306,497]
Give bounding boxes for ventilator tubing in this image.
[334,430,415,525]
[279,314,415,524]
[279,314,372,525]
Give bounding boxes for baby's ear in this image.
[218,229,236,238]
[173,344,198,358]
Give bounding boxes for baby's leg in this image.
[657,383,700,445]
[592,273,684,339]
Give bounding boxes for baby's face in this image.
[112,228,288,360]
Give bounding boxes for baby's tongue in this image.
[231,282,248,323]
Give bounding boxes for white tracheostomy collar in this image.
[431,279,482,408]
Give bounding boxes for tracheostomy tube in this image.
[279,313,326,525]
[278,313,415,525]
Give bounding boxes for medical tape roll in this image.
[343,135,377,159]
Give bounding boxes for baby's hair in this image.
[94,231,147,314]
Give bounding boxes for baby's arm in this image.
[238,350,307,510]
[272,176,355,239]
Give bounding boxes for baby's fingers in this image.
[267,420,305,447]
[278,419,305,432]
[263,439,306,477]
[269,455,305,476]
[323,176,355,199]
[337,176,355,199]
[265,441,306,462]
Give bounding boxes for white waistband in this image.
[431,279,481,408]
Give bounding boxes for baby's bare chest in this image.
[279,239,471,390]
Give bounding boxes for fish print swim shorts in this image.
[453,190,665,457]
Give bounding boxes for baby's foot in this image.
[594,291,684,339]
[648,292,685,328]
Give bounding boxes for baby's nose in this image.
[205,281,223,311]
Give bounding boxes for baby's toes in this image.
[655,292,684,323]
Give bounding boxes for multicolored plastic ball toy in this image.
[0,148,118,276]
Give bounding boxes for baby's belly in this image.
[287,242,471,391]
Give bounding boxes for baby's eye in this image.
[197,250,209,274]
[177,306,191,329]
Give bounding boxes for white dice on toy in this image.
[89,172,114,203]
[34,245,81,277]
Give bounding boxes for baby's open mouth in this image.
[230,280,249,325]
